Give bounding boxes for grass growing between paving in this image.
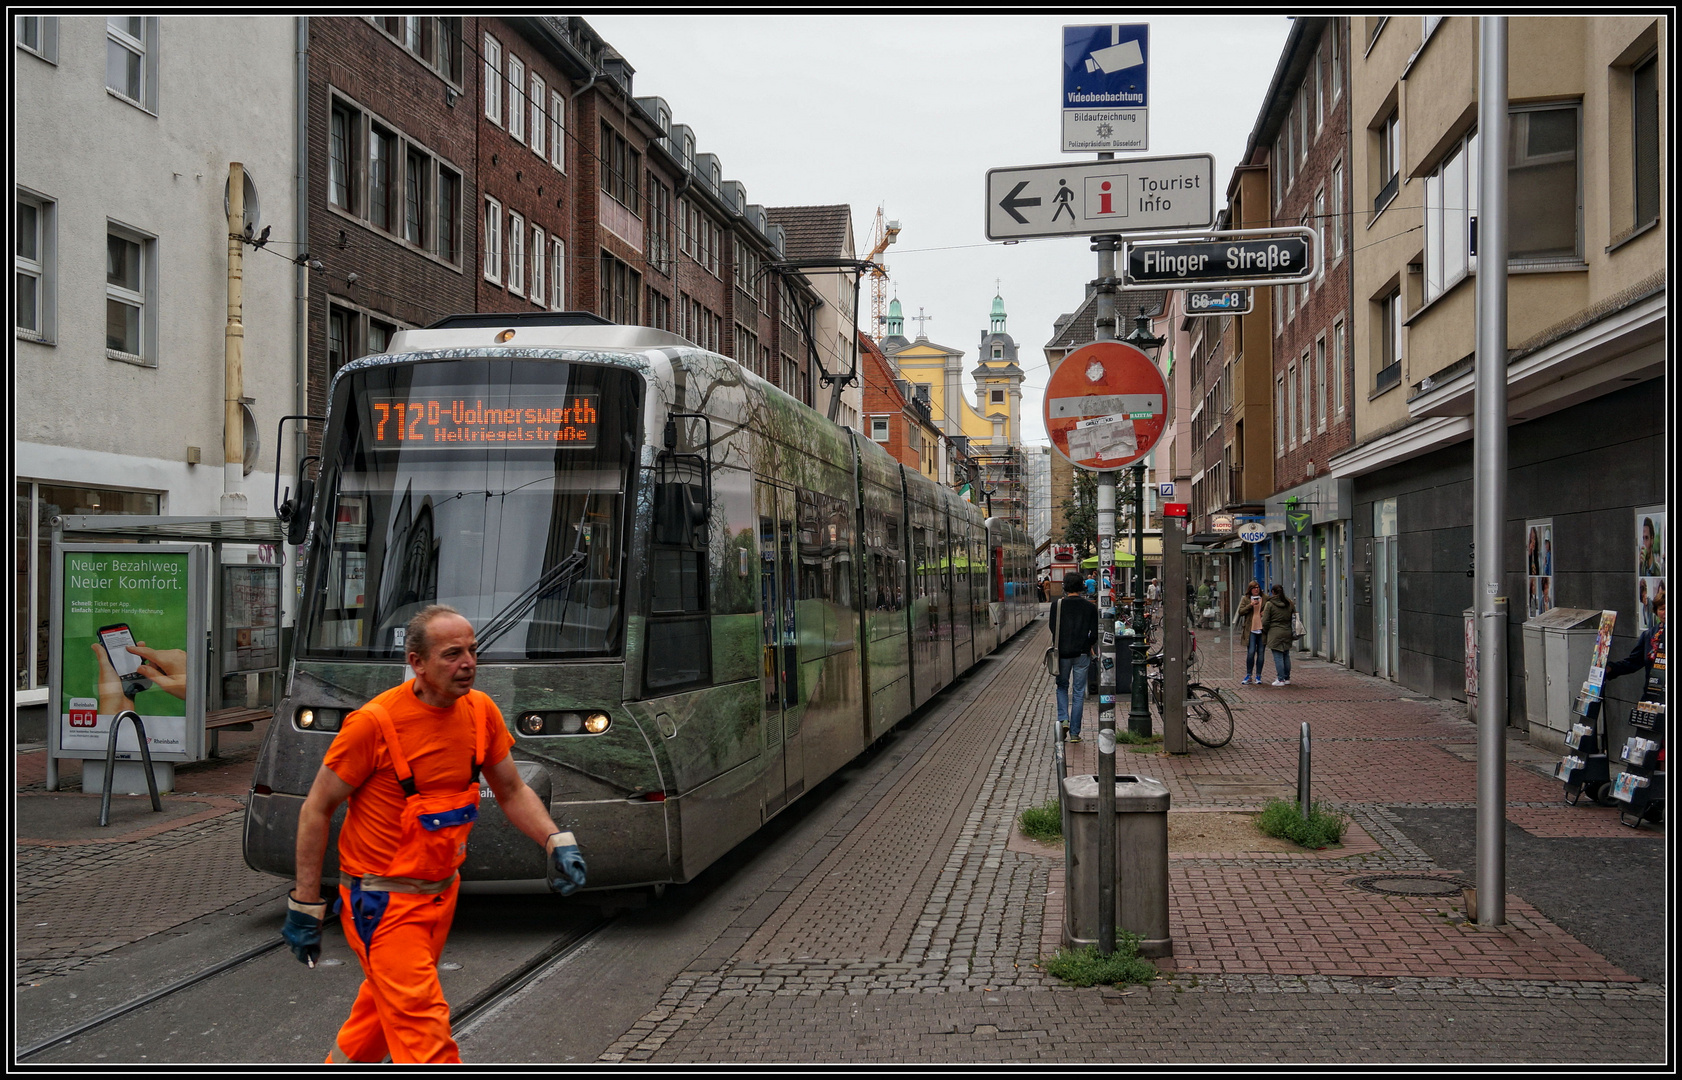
[1043,931,1157,987]
[1018,797,1062,842]
[1256,798,1349,848]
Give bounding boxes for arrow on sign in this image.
[998,181,1040,225]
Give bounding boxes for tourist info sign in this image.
[1063,23,1149,152]
[984,154,1214,241]
[1043,340,1167,471]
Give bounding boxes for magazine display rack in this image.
[1612,647,1666,829]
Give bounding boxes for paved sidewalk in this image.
[601,616,1666,1064]
[14,722,280,987]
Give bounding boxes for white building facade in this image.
[15,16,301,703]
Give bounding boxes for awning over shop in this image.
[1184,535,1247,553]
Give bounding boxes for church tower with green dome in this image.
[972,290,1023,447]
[879,297,909,353]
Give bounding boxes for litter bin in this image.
[1061,773,1171,957]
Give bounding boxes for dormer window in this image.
[992,346,1003,359]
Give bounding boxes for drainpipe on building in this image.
[223,161,247,517]
[295,18,310,462]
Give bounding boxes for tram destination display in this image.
[366,393,600,449]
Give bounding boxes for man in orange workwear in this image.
[281,604,587,1064]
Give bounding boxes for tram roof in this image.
[388,322,694,356]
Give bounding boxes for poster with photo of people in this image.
[1635,506,1665,632]
[1525,518,1554,618]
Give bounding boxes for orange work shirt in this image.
[324,681,514,878]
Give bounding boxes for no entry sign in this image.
[1044,340,1167,471]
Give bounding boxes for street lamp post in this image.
[1122,315,1165,737]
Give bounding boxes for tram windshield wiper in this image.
[474,495,594,652]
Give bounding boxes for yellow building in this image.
[880,295,1023,450]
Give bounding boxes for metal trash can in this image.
[1061,773,1171,957]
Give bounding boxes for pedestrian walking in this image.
[1050,572,1099,742]
[282,605,588,1064]
[1261,584,1296,685]
[1231,579,1267,684]
[1084,571,1097,598]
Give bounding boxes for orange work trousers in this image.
[327,880,460,1064]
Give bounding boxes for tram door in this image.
[757,481,804,816]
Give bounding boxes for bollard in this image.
[1298,721,1311,822]
[99,710,163,827]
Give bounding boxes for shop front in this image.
[1266,476,1353,665]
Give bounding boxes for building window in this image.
[529,73,546,160]
[404,147,427,247]
[600,252,640,325]
[1330,21,1340,101]
[1331,159,1345,259]
[483,196,502,283]
[990,389,1005,405]
[105,224,152,363]
[1332,317,1346,419]
[735,324,758,371]
[1313,191,1326,283]
[1508,102,1580,262]
[483,33,501,125]
[436,167,458,262]
[368,124,395,232]
[329,103,357,212]
[508,211,526,295]
[530,225,545,307]
[373,16,460,83]
[366,318,392,357]
[328,304,349,375]
[1300,211,1312,304]
[992,346,1003,359]
[1375,288,1402,392]
[1633,53,1659,228]
[551,237,566,309]
[105,17,156,111]
[1374,108,1399,213]
[1274,374,1285,455]
[599,122,640,215]
[549,90,566,171]
[1424,129,1476,303]
[507,54,525,142]
[16,192,55,342]
[17,482,161,693]
[645,288,670,332]
[16,15,58,62]
[1287,363,1298,446]
[1315,338,1327,432]
[648,176,672,274]
[1314,44,1324,133]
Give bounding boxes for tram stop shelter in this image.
[45,514,286,795]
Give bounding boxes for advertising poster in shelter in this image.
[1635,506,1665,632]
[59,548,192,755]
[1525,518,1554,618]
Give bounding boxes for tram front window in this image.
[303,359,641,660]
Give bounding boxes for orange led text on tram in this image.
[370,396,600,447]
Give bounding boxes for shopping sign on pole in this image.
[1062,23,1149,152]
[1044,340,1167,471]
[985,155,1215,241]
[1122,226,1317,289]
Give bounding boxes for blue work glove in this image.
[283,891,328,966]
[546,831,588,895]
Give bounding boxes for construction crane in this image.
[863,205,901,338]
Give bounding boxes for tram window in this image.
[650,548,705,614]
[645,616,710,691]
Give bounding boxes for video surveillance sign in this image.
[1063,23,1148,153]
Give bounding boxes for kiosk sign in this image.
[1044,341,1167,471]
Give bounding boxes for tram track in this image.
[16,913,613,1063]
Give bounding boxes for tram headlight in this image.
[295,707,344,732]
[518,712,545,736]
[514,710,611,735]
[584,712,611,734]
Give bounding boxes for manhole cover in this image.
[1347,874,1469,897]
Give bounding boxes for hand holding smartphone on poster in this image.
[93,623,188,713]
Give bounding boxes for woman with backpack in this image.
[1261,584,1297,686]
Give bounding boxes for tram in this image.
[243,313,1037,890]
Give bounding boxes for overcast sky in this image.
[588,14,1293,444]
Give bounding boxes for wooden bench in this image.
[206,706,272,756]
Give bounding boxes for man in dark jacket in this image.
[1607,594,1665,687]
[1051,571,1099,741]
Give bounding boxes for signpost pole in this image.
[1092,177,1119,957]
[1129,462,1151,736]
[1473,15,1509,927]
[1162,511,1187,753]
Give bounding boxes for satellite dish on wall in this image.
[224,170,261,234]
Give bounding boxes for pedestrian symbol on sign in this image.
[1053,179,1075,222]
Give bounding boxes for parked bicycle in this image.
[1143,649,1234,748]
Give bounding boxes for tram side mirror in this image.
[285,476,315,546]
[654,483,708,549]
